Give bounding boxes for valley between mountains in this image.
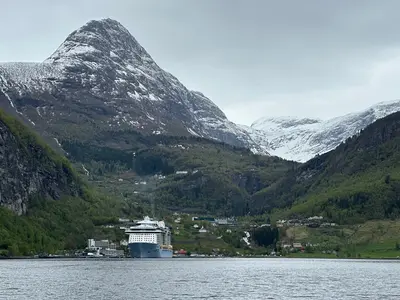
[1,18,400,258]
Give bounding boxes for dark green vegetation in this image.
[0,195,122,256]
[279,220,400,259]
[0,109,81,200]
[62,131,294,216]
[252,226,279,248]
[159,214,400,258]
[166,215,278,256]
[2,107,400,258]
[65,111,400,224]
[0,109,292,256]
[252,111,400,224]
[0,110,129,256]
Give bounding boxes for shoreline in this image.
[1,255,399,260]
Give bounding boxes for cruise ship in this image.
[125,216,173,258]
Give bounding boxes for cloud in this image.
[225,48,400,124]
[2,0,400,125]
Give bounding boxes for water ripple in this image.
[0,258,400,299]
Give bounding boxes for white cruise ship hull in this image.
[129,242,173,258]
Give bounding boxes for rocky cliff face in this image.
[0,111,82,215]
[0,18,268,155]
[249,100,400,162]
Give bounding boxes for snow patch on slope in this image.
[250,100,400,162]
[0,62,61,87]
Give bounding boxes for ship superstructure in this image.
[125,216,173,258]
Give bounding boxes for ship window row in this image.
[130,233,157,243]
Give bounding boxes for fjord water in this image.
[1,258,399,299]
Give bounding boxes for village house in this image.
[175,171,188,175]
[87,239,124,257]
[199,226,208,233]
[292,243,303,249]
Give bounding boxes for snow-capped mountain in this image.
[250,100,400,162]
[0,18,268,154]
[3,18,399,162]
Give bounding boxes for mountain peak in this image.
[0,18,269,156]
[85,18,125,28]
[46,18,151,64]
[77,18,133,42]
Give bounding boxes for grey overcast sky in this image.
[2,0,400,125]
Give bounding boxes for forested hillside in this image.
[251,111,400,224]
[2,107,400,257]
[0,110,128,256]
[62,132,295,216]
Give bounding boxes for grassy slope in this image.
[280,220,400,258]
[164,215,256,256]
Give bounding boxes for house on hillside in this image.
[88,239,115,250]
[176,171,188,175]
[215,217,236,226]
[292,243,303,249]
[199,226,208,233]
[276,220,287,227]
[118,218,130,223]
[192,216,216,222]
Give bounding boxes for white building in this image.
[87,239,123,257]
[176,171,188,175]
[87,239,116,250]
[199,226,207,233]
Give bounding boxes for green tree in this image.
[8,244,20,257]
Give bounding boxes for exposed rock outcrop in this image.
[0,111,82,215]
